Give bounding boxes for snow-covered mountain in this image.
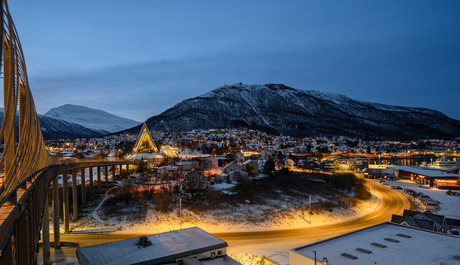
[44,104,140,134]
[0,108,102,140]
[37,114,103,140]
[126,84,460,140]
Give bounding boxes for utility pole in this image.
[179,198,182,229]
[313,251,317,265]
[309,195,312,224]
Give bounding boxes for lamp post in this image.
[309,195,312,224]
[179,198,182,229]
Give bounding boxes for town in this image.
[45,125,460,179]
[1,0,459,264]
[41,125,460,265]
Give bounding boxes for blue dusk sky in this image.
[8,0,460,121]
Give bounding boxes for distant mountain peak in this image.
[44,104,140,134]
[130,83,459,140]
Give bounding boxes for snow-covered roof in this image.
[291,222,460,265]
[391,166,460,178]
[126,153,164,160]
[241,160,255,165]
[201,256,242,265]
[77,227,228,265]
[223,161,240,169]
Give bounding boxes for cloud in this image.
[30,40,460,121]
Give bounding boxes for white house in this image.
[223,161,243,174]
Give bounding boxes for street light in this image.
[309,195,312,224]
[179,198,182,229]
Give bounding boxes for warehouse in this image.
[390,166,460,189]
[290,222,460,265]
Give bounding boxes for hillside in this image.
[45,104,140,134]
[125,84,460,140]
[0,108,102,140]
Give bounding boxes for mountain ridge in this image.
[0,108,103,140]
[44,104,140,134]
[122,83,460,140]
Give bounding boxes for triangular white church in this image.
[133,123,158,153]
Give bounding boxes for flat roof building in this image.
[391,166,460,189]
[290,222,460,265]
[76,227,240,265]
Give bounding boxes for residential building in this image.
[242,160,258,175]
[182,169,208,192]
[223,161,242,174]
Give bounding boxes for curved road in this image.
[217,181,410,263]
[53,181,409,264]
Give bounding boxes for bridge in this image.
[0,1,135,264]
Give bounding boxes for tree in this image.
[207,187,222,208]
[154,187,171,212]
[263,158,275,176]
[244,164,254,175]
[137,159,147,174]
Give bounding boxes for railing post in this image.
[112,165,116,182]
[3,40,16,175]
[97,167,101,193]
[72,170,78,221]
[80,168,86,207]
[63,172,70,234]
[89,167,94,200]
[52,177,60,247]
[42,194,51,265]
[5,190,17,205]
[105,166,109,187]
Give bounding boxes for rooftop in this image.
[291,222,460,265]
[390,166,460,178]
[77,227,228,265]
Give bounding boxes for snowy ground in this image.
[62,178,460,265]
[69,195,381,236]
[69,177,381,235]
[384,179,460,219]
[44,178,384,265]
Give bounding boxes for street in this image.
[44,181,409,264]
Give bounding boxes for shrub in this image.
[153,187,171,212]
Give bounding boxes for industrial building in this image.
[290,222,460,265]
[391,166,460,189]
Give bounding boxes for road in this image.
[44,181,409,264]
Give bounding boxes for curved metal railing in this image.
[0,0,58,206]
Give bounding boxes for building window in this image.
[218,250,222,256]
[211,252,216,257]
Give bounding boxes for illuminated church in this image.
[133,123,158,153]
